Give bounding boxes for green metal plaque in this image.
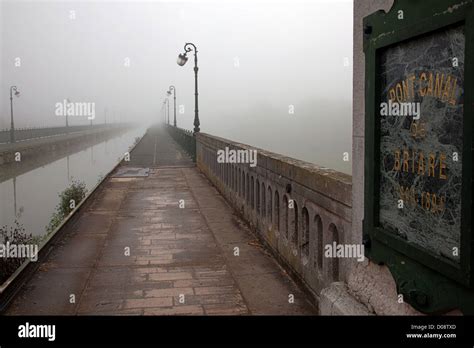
[363,0,474,314]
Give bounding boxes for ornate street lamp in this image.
[9,86,20,143]
[177,43,199,133]
[167,85,177,127]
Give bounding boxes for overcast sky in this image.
[1,0,353,173]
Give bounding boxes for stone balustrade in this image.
[195,132,352,300]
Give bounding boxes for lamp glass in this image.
[177,53,188,66]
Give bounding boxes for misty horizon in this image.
[1,0,353,173]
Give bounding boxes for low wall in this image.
[0,125,131,166]
[196,132,352,301]
[0,124,114,144]
[165,125,196,161]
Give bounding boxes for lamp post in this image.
[161,101,164,124]
[167,85,177,127]
[161,100,165,124]
[177,43,199,133]
[9,86,20,143]
[65,98,71,128]
[165,98,170,124]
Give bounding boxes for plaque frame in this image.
[363,0,474,313]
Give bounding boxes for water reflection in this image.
[0,127,145,237]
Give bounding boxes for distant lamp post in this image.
[65,98,71,128]
[9,86,20,143]
[167,86,177,127]
[165,98,170,124]
[177,43,199,133]
[162,100,166,124]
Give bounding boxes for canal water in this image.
[0,127,146,239]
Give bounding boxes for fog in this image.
[1,0,353,173]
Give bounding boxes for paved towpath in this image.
[7,125,316,315]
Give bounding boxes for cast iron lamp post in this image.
[65,98,71,128]
[161,100,166,124]
[167,85,177,127]
[165,97,170,124]
[177,43,199,133]
[9,86,20,143]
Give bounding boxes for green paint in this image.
[363,0,474,314]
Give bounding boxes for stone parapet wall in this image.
[196,132,352,301]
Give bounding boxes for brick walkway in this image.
[7,126,316,315]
